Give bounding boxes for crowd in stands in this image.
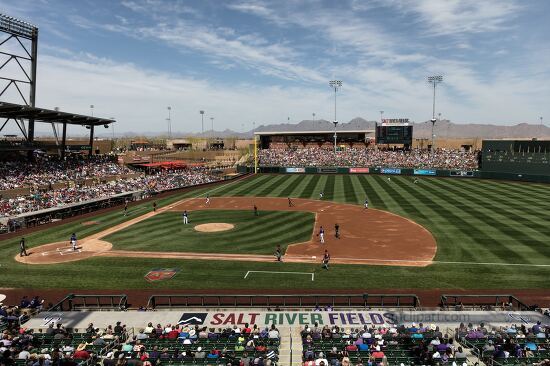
[1,309,280,366]
[301,320,549,366]
[258,148,479,170]
[458,321,549,365]
[0,156,131,191]
[0,169,220,219]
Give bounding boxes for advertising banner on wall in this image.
[318,167,338,174]
[450,171,474,177]
[380,168,402,175]
[350,168,370,173]
[413,169,436,176]
[286,167,306,173]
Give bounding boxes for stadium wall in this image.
[237,165,550,183]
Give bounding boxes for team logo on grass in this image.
[144,268,180,282]
[178,313,208,325]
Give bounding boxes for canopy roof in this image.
[0,102,115,126]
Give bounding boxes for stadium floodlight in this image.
[540,116,544,138]
[329,80,343,153]
[380,110,384,123]
[166,106,172,139]
[427,75,443,151]
[210,117,214,134]
[312,112,315,129]
[200,110,205,134]
[90,104,94,117]
[0,13,38,39]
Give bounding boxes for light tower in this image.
[427,75,443,151]
[329,80,343,153]
[166,106,172,138]
[312,112,316,129]
[540,116,544,139]
[90,104,94,117]
[210,117,214,134]
[200,110,205,134]
[380,110,384,123]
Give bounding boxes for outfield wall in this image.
[237,166,550,183]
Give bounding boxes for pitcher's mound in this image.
[194,223,234,232]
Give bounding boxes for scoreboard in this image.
[376,119,413,145]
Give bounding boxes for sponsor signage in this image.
[381,118,409,126]
[350,168,370,173]
[318,167,337,174]
[414,169,436,176]
[450,171,474,177]
[65,145,92,151]
[286,167,305,173]
[380,168,401,175]
[25,311,549,330]
[144,268,180,282]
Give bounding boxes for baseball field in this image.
[2,174,549,298]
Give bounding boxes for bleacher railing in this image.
[440,294,530,311]
[48,294,128,311]
[146,293,420,309]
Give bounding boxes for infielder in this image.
[364,198,368,209]
[275,245,283,262]
[288,197,294,207]
[322,250,331,270]
[182,210,188,224]
[318,226,325,244]
[19,237,28,257]
[334,223,340,239]
[205,194,210,205]
[70,233,77,251]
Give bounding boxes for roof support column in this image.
[61,122,67,159]
[88,124,94,157]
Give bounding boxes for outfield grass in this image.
[1,174,549,291]
[104,210,315,254]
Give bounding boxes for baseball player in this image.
[205,194,210,205]
[413,178,419,184]
[288,197,294,207]
[334,223,340,239]
[364,198,369,209]
[322,250,330,270]
[319,191,324,200]
[275,245,283,262]
[387,177,391,182]
[19,237,28,257]
[318,226,325,244]
[182,210,188,224]
[153,201,157,212]
[123,201,128,216]
[70,233,77,251]
[254,205,259,216]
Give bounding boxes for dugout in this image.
[256,130,374,149]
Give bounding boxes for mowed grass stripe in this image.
[428,179,550,261]
[254,175,292,197]
[430,178,550,242]
[331,175,347,203]
[229,175,274,196]
[397,177,522,263]
[453,179,550,219]
[106,210,314,254]
[282,175,310,197]
[298,175,320,198]
[421,179,539,263]
[355,175,387,209]
[449,179,550,233]
[322,175,336,201]
[213,175,265,196]
[370,176,430,221]
[271,174,304,197]
[390,177,477,262]
[342,175,358,203]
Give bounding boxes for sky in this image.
[0,0,549,136]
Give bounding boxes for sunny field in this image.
[1,174,549,291]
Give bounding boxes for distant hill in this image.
[86,118,550,139]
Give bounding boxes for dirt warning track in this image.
[15,197,436,267]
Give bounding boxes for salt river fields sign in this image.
[27,310,548,330]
